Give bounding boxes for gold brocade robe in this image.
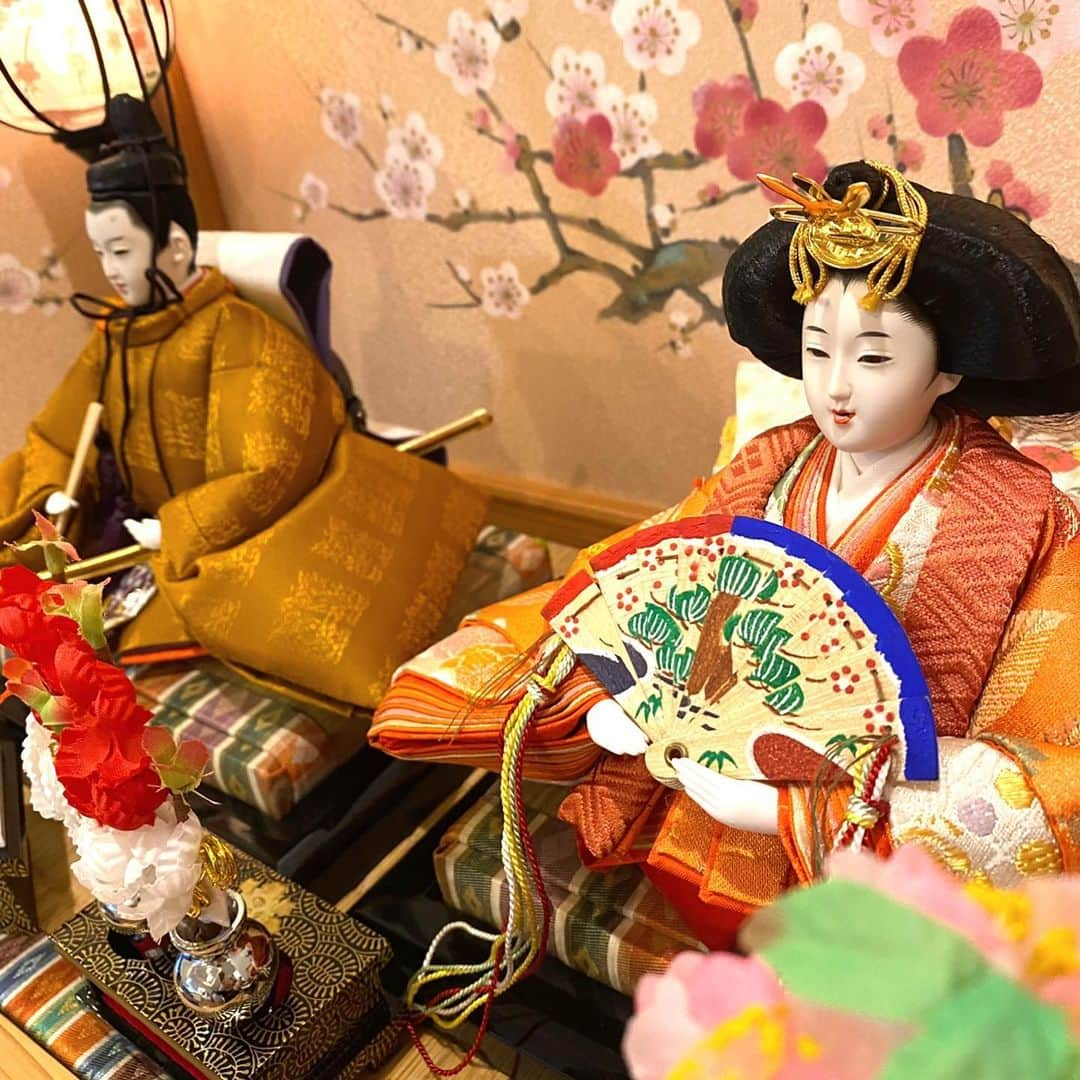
[0,269,487,710]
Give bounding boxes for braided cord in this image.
[403,639,575,1035]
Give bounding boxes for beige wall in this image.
[2,0,1078,506]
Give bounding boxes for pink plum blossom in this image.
[839,0,932,58]
[552,113,621,196]
[318,88,363,150]
[898,7,1043,147]
[0,254,40,314]
[692,74,754,159]
[725,99,829,198]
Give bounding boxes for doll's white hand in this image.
[671,758,780,835]
[586,699,649,756]
[124,517,162,551]
[44,491,79,516]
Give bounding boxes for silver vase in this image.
[97,900,149,936]
[169,889,278,1023]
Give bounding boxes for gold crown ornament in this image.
[758,161,927,311]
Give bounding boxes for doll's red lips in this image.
[832,409,855,425]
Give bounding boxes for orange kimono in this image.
[371,409,1080,944]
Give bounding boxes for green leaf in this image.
[670,647,695,687]
[755,571,780,601]
[744,880,992,1023]
[144,725,211,795]
[722,612,741,642]
[879,970,1074,1080]
[655,643,677,676]
[764,682,804,715]
[627,603,681,647]
[752,627,792,662]
[698,749,737,772]
[717,555,762,599]
[669,585,712,623]
[736,609,784,648]
[750,651,800,689]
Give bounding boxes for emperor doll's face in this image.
[801,275,961,455]
[85,201,192,308]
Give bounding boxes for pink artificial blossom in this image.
[691,74,754,159]
[867,113,890,139]
[552,113,621,196]
[895,138,925,171]
[898,6,1043,147]
[725,99,828,199]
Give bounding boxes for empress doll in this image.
[0,95,485,711]
[370,160,1080,946]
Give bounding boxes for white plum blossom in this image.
[0,253,40,314]
[611,0,702,75]
[374,145,436,220]
[977,0,1080,70]
[774,22,866,119]
[71,802,205,941]
[480,261,531,319]
[451,262,472,284]
[838,0,931,58]
[435,9,501,96]
[668,308,691,330]
[489,0,528,27]
[574,0,615,13]
[298,172,328,211]
[387,111,445,169]
[378,92,396,121]
[22,716,77,829]
[545,45,607,119]
[454,188,474,211]
[598,84,660,168]
[318,88,364,150]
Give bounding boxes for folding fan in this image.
[542,514,937,785]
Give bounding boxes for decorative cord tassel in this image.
[402,639,575,1073]
[834,738,895,853]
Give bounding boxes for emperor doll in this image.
[0,95,486,711]
[370,160,1080,948]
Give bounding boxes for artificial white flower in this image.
[598,84,660,168]
[71,802,205,941]
[545,45,606,119]
[318,88,364,150]
[774,22,866,119]
[611,0,702,75]
[387,111,445,169]
[0,253,40,314]
[21,715,77,829]
[480,261,531,319]
[374,145,436,220]
[435,9,502,96]
[298,172,328,211]
[454,188,474,211]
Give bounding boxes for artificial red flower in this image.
[552,113,621,196]
[52,641,141,727]
[60,760,167,831]
[725,98,828,199]
[0,565,90,693]
[898,6,1042,147]
[691,74,754,159]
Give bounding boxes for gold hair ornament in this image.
[758,161,927,311]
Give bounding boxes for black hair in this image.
[724,161,1080,416]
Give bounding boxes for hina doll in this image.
[0,95,486,710]
[370,160,1080,946]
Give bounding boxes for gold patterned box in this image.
[50,845,397,1079]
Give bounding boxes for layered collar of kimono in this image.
[95,267,231,346]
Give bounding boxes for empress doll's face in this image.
[801,275,961,455]
[85,202,159,307]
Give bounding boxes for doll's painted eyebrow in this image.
[806,325,829,334]
[856,330,890,339]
